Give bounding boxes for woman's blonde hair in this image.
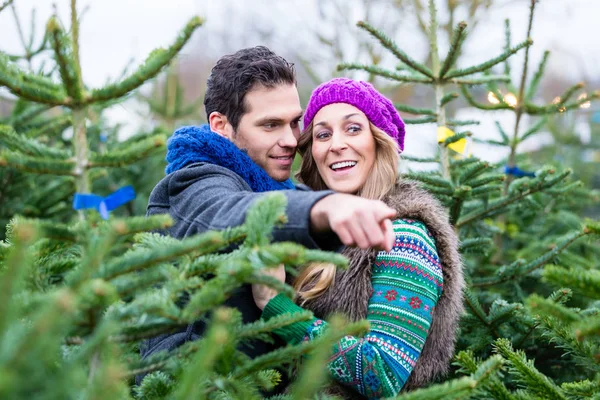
[293,121,401,304]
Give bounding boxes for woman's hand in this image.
[252,264,286,310]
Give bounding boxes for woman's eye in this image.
[315,131,331,140]
[348,125,361,133]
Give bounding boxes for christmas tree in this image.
[1,0,599,399]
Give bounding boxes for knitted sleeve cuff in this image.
[261,293,316,345]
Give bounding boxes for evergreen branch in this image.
[525,90,600,115]
[503,19,512,76]
[356,20,434,78]
[468,174,506,189]
[458,161,490,184]
[519,117,547,142]
[108,214,173,237]
[0,0,13,13]
[460,85,513,110]
[445,39,532,79]
[235,311,314,340]
[525,50,550,101]
[443,131,472,147]
[542,265,600,300]
[448,75,512,85]
[439,22,468,79]
[456,169,571,227]
[288,316,351,399]
[394,103,436,116]
[453,350,515,400]
[459,237,494,254]
[403,172,453,189]
[526,294,580,324]
[97,230,231,281]
[47,16,83,102]
[473,230,587,287]
[447,119,480,127]
[496,121,510,143]
[493,338,567,400]
[8,104,52,129]
[464,288,491,328]
[0,53,67,105]
[243,193,288,247]
[401,154,439,163]
[440,92,459,107]
[0,220,38,335]
[0,150,76,175]
[404,116,437,124]
[88,134,166,168]
[337,63,433,83]
[561,380,600,400]
[232,319,369,379]
[23,114,71,138]
[0,124,71,159]
[172,309,232,400]
[89,17,203,103]
[395,356,504,400]
[574,314,600,341]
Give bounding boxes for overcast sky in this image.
[1,0,598,161]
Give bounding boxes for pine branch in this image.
[47,16,84,103]
[0,150,76,175]
[453,350,515,400]
[542,265,600,300]
[459,237,494,254]
[473,229,588,287]
[235,311,314,341]
[403,172,453,190]
[461,85,513,111]
[0,0,13,13]
[444,39,532,79]
[458,161,490,184]
[440,92,459,107]
[89,17,203,103]
[457,168,571,227]
[0,220,38,335]
[394,103,436,116]
[395,355,504,400]
[519,117,547,142]
[97,230,231,281]
[401,154,439,163]
[0,53,67,105]
[448,75,512,85]
[337,63,433,83]
[356,20,434,78]
[404,116,437,124]
[88,134,166,168]
[0,124,71,159]
[493,338,567,400]
[108,214,173,237]
[439,21,468,79]
[525,50,550,102]
[23,114,71,138]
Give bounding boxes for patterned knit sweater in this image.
[261,219,443,399]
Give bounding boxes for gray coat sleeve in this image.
[147,163,341,251]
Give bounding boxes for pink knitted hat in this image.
[303,78,405,151]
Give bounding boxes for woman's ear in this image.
[209,112,234,140]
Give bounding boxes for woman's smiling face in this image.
[310,103,376,194]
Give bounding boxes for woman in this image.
[254,78,464,399]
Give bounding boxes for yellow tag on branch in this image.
[437,126,470,157]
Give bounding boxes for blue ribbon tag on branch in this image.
[73,186,136,220]
[504,165,536,178]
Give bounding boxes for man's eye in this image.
[264,123,277,129]
[291,119,300,128]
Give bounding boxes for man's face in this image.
[232,84,303,182]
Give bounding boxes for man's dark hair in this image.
[204,46,296,131]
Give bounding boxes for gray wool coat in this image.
[299,180,465,399]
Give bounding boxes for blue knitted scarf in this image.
[165,124,295,192]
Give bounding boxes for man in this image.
[140,46,396,375]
